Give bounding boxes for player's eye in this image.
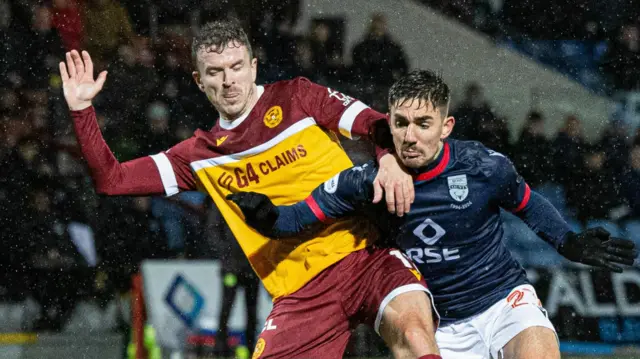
[208,70,219,76]
[395,121,407,128]
[232,64,243,71]
[420,123,430,129]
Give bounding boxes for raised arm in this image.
[227,162,379,238]
[60,50,196,196]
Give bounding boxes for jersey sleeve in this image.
[294,77,388,140]
[150,138,199,196]
[487,150,531,213]
[70,106,165,196]
[271,162,379,237]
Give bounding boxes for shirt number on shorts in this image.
[506,288,542,309]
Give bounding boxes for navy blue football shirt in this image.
[269,139,572,324]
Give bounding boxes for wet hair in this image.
[388,70,450,114]
[191,18,253,67]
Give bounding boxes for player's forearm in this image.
[515,191,572,249]
[272,164,378,236]
[270,201,321,237]
[71,106,165,195]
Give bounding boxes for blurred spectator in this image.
[553,115,586,187]
[206,205,259,357]
[573,145,622,222]
[101,43,159,130]
[23,6,65,89]
[351,13,408,87]
[156,0,198,26]
[0,88,20,117]
[598,119,630,179]
[119,0,152,36]
[0,2,24,89]
[289,37,319,81]
[500,0,593,39]
[601,23,640,92]
[451,83,499,141]
[259,10,297,72]
[0,0,10,30]
[97,197,170,297]
[83,0,135,64]
[24,186,90,331]
[622,145,640,218]
[51,0,83,51]
[151,191,208,257]
[309,21,344,82]
[512,111,552,188]
[477,115,511,155]
[139,101,174,155]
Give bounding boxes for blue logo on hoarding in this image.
[164,274,205,328]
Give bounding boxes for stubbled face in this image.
[390,98,455,168]
[193,42,257,121]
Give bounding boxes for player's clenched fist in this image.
[59,50,107,111]
[227,192,279,237]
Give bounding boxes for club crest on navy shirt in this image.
[447,174,469,202]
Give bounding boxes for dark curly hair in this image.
[388,70,450,113]
[191,18,253,67]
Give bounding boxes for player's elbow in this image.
[95,184,118,196]
[94,180,128,196]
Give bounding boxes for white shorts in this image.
[435,284,556,359]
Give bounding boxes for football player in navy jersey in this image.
[229,70,637,359]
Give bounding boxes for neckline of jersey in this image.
[413,141,451,182]
[218,85,265,130]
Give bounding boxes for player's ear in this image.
[192,71,205,92]
[251,57,258,82]
[441,116,455,139]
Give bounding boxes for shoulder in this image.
[167,130,214,161]
[266,77,314,92]
[450,139,513,178]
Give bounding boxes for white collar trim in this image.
[218,85,264,130]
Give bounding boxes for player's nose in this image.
[404,124,418,142]
[222,69,235,86]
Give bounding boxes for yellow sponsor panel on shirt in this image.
[193,125,375,299]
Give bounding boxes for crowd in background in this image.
[423,0,640,93]
[1,0,640,343]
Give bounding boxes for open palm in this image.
[59,50,107,111]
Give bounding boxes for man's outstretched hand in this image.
[59,50,107,111]
[227,192,279,237]
[559,227,637,272]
